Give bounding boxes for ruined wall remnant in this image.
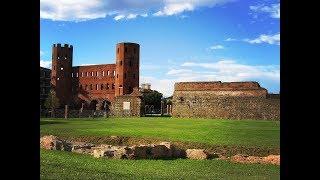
[172,81,280,120]
[111,88,144,117]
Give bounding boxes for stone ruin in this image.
[172,81,280,120]
[40,135,207,160]
[111,87,144,117]
[40,135,280,165]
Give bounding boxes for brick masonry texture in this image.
[172,82,280,120]
[50,42,140,111]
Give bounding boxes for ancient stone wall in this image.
[111,88,144,117]
[111,96,144,117]
[174,82,268,97]
[172,82,280,120]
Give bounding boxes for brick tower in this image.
[115,42,140,96]
[51,43,73,106]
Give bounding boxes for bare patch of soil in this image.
[230,154,280,165]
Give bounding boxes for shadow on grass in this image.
[144,115,172,118]
[40,121,68,125]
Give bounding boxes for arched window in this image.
[90,84,93,90]
[112,83,115,89]
[101,84,104,90]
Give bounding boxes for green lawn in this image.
[40,117,280,148]
[41,149,280,180]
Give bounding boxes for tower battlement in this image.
[50,42,140,107]
[53,43,73,49]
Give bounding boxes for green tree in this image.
[163,96,173,105]
[44,90,60,117]
[143,90,163,109]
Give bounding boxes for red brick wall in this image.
[50,42,140,107]
[115,43,140,96]
[71,64,116,102]
[51,44,73,106]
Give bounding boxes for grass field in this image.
[40,117,280,148]
[41,149,280,180]
[40,117,280,179]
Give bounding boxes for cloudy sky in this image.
[40,0,280,97]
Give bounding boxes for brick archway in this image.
[89,100,98,110]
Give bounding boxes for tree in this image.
[163,96,173,105]
[44,90,60,117]
[143,90,163,109]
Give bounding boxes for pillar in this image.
[64,105,68,119]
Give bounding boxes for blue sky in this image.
[40,0,280,96]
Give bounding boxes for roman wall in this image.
[71,64,116,102]
[111,87,144,117]
[172,82,280,120]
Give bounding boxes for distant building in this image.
[140,83,151,92]
[40,67,51,108]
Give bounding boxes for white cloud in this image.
[40,50,44,56]
[154,0,232,16]
[141,59,279,96]
[167,69,192,75]
[209,45,224,50]
[181,60,279,82]
[225,38,236,41]
[127,14,138,19]
[250,3,280,19]
[244,33,280,45]
[141,13,148,17]
[153,2,194,16]
[41,0,233,21]
[114,13,148,21]
[40,60,51,68]
[40,0,107,21]
[140,76,175,97]
[114,14,125,21]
